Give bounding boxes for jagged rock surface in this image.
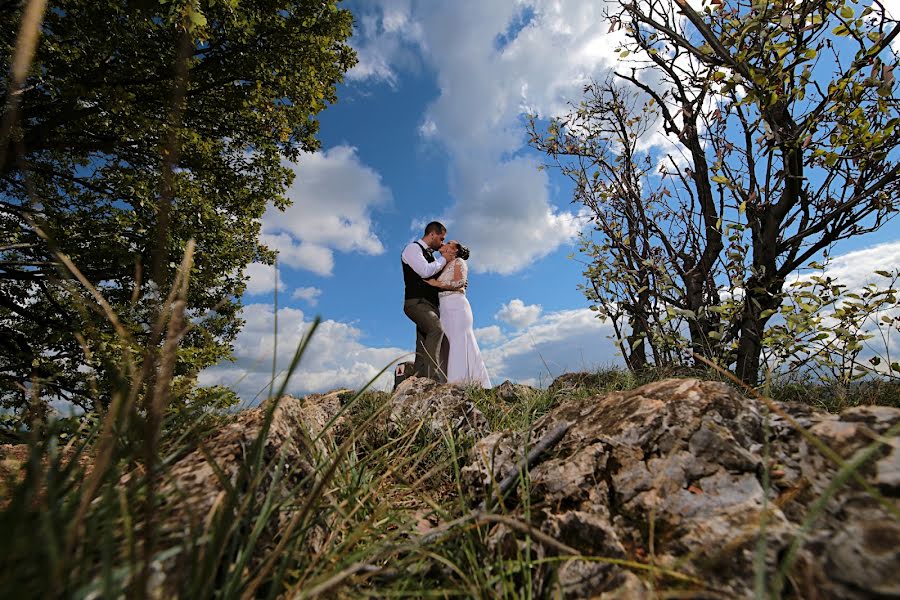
[493,379,539,402]
[389,376,487,437]
[462,378,900,598]
[155,389,350,587]
[548,371,615,394]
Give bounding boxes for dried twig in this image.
[479,421,571,511]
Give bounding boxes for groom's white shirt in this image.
[401,239,446,278]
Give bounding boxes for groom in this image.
[401,221,454,382]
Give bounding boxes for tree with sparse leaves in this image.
[532,0,900,384]
[0,0,356,412]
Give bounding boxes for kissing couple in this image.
[400,221,491,388]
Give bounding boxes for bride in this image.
[426,241,491,388]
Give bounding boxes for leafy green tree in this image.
[0,0,356,411]
[533,0,900,384]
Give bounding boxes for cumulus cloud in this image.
[199,304,408,402]
[495,298,542,328]
[348,1,621,274]
[474,325,505,347]
[243,262,285,296]
[346,0,424,86]
[291,286,323,306]
[199,303,624,401]
[260,145,391,276]
[812,241,900,291]
[259,233,335,277]
[483,307,621,385]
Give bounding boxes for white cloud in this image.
[199,304,408,402]
[243,262,285,296]
[199,303,623,401]
[789,241,900,374]
[346,0,423,86]
[475,325,505,347]
[348,1,622,274]
[260,233,335,277]
[418,118,438,138]
[261,145,391,276]
[814,241,900,291]
[291,286,323,306]
[483,307,622,385]
[495,298,542,328]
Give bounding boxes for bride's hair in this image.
[453,241,470,261]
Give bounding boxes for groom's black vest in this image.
[402,242,440,306]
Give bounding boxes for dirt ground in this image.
[1,443,93,504]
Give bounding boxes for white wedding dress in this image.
[437,259,491,388]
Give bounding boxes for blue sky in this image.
[200,0,900,400]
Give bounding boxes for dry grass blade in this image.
[62,241,195,568]
[35,226,133,343]
[299,561,384,599]
[0,0,49,169]
[150,24,193,293]
[473,513,704,586]
[140,240,196,599]
[241,423,368,600]
[479,421,570,511]
[63,390,126,558]
[151,239,195,419]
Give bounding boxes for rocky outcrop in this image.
[389,376,487,437]
[155,389,350,586]
[162,388,348,520]
[462,378,900,598]
[493,379,539,402]
[548,371,611,394]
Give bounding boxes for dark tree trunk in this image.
[624,283,652,372]
[737,202,786,385]
[734,280,782,386]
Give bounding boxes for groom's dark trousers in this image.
[402,241,447,382]
[403,298,445,382]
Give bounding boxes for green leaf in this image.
[839,5,854,19]
[189,8,208,27]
